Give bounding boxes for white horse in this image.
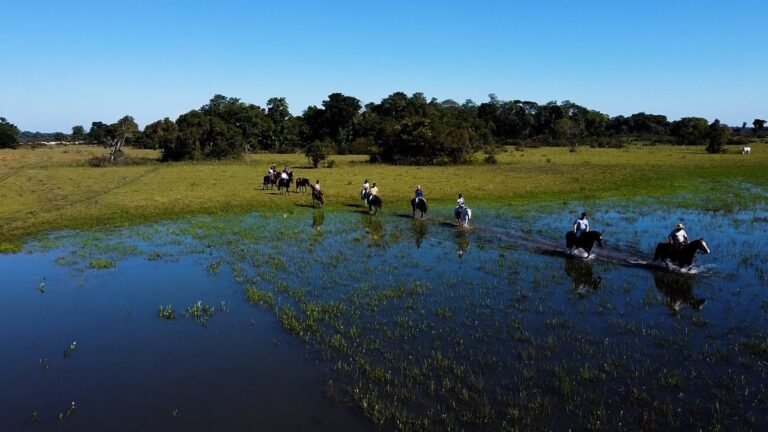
[458,207,472,227]
[741,146,752,154]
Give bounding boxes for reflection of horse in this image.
[653,239,710,269]
[411,198,427,218]
[368,195,382,214]
[277,172,293,194]
[312,209,325,230]
[454,229,470,257]
[411,219,428,249]
[455,207,471,227]
[565,231,604,257]
[653,272,706,313]
[310,185,324,207]
[296,177,310,192]
[564,258,601,294]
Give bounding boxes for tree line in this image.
[2,94,767,161]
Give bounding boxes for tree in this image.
[143,118,178,150]
[106,116,139,161]
[706,119,729,153]
[88,121,110,144]
[71,125,85,143]
[754,119,766,135]
[670,117,709,146]
[0,117,20,149]
[305,140,332,168]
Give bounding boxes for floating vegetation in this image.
[157,305,175,320]
[58,401,76,421]
[206,258,222,274]
[39,357,49,372]
[88,258,116,269]
[37,277,45,293]
[245,286,275,307]
[183,300,215,326]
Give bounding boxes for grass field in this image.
[1,144,767,251]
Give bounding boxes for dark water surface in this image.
[1,201,767,430]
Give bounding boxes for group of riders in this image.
[265,164,693,252]
[572,211,690,249]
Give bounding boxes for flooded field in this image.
[1,201,767,430]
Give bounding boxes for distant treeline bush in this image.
[5,94,767,162]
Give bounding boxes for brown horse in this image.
[262,172,279,190]
[310,184,324,207]
[277,171,293,194]
[295,177,310,192]
[653,239,710,269]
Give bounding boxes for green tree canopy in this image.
[0,117,20,149]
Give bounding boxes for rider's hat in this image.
[675,223,685,229]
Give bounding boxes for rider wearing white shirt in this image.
[455,194,465,222]
[668,223,688,247]
[573,212,589,238]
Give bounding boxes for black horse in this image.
[653,239,710,269]
[296,177,310,192]
[262,173,278,190]
[276,171,293,194]
[565,231,603,257]
[411,197,427,218]
[310,185,324,207]
[653,271,706,313]
[368,195,383,214]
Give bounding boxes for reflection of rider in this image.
[668,223,688,249]
[454,229,470,257]
[454,193,465,222]
[573,212,589,238]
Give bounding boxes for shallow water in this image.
[1,201,767,430]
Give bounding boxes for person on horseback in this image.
[314,179,321,191]
[573,212,589,238]
[361,179,370,201]
[281,170,289,180]
[370,182,379,197]
[668,223,688,249]
[454,193,465,223]
[414,185,425,204]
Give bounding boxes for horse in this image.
[653,239,710,269]
[262,173,278,190]
[455,206,471,227]
[367,195,383,214]
[360,189,370,204]
[565,231,604,257]
[310,185,324,207]
[296,177,310,192]
[411,197,427,218]
[276,171,293,194]
[742,146,752,155]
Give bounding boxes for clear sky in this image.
[1,0,765,132]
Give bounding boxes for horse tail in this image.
[653,243,663,261]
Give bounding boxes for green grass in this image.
[1,143,767,249]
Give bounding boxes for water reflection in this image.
[360,213,385,245]
[410,219,428,249]
[312,209,325,231]
[454,229,470,258]
[653,271,707,314]
[563,257,602,295]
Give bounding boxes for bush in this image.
[483,154,498,164]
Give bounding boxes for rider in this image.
[414,185,425,205]
[668,223,688,249]
[268,164,275,177]
[369,182,379,198]
[573,212,589,238]
[314,179,321,191]
[280,170,289,180]
[454,193,465,223]
[361,179,370,200]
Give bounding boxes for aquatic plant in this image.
[183,300,215,326]
[157,305,175,320]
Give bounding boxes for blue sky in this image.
[1,0,765,132]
